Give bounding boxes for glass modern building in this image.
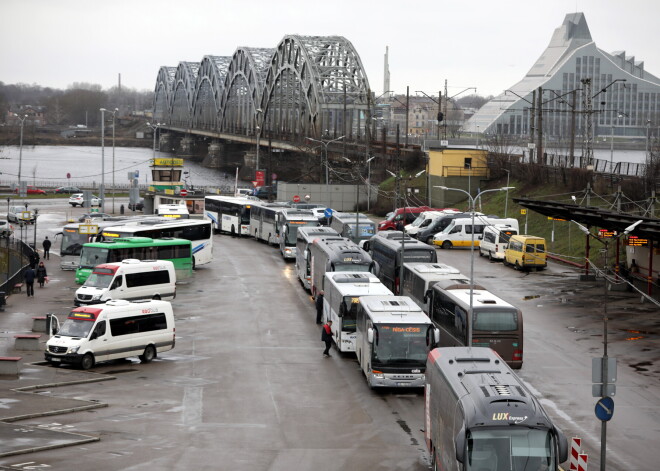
[467,13,660,138]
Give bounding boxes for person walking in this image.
[321,320,333,356]
[315,290,324,324]
[24,266,36,297]
[42,236,51,260]
[36,261,48,288]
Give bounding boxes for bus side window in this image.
[111,276,122,290]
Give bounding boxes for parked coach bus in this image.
[428,279,524,369]
[204,195,261,236]
[368,231,438,294]
[309,238,373,300]
[295,227,339,291]
[401,262,467,314]
[250,202,290,244]
[355,295,439,388]
[425,347,568,471]
[329,212,377,246]
[322,272,393,352]
[76,237,193,284]
[99,218,213,268]
[276,209,320,259]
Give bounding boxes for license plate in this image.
[50,357,61,362]
[397,382,410,387]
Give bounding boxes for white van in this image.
[405,211,444,237]
[433,215,519,249]
[74,259,176,306]
[44,299,176,369]
[479,224,519,260]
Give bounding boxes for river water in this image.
[0,145,238,189]
[0,144,649,189]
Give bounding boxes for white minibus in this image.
[45,299,176,370]
[295,227,339,291]
[433,215,519,249]
[479,224,518,260]
[74,259,176,306]
[405,211,445,238]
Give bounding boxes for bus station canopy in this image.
[512,198,660,242]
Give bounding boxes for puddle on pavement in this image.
[104,369,138,374]
[523,295,540,300]
[629,361,653,372]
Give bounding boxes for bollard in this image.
[120,204,125,215]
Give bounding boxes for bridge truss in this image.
[153,35,372,141]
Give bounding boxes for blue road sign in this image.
[324,208,333,218]
[595,396,615,421]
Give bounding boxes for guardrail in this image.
[0,237,36,298]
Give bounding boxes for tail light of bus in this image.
[495,244,499,253]
[513,349,523,362]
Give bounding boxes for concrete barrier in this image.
[14,334,42,351]
[0,357,22,375]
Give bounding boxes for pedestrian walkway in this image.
[0,256,111,457]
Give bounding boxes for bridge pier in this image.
[203,141,224,168]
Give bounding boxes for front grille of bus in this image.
[48,345,67,354]
[390,374,418,380]
[77,294,93,301]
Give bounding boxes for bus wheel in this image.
[152,294,161,300]
[488,251,494,261]
[192,257,196,270]
[515,261,520,270]
[441,241,452,250]
[81,353,95,370]
[140,345,157,363]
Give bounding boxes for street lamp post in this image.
[13,114,28,189]
[306,135,344,205]
[255,108,263,180]
[99,108,107,211]
[571,219,642,471]
[504,169,511,217]
[435,185,515,346]
[108,108,118,214]
[146,122,164,161]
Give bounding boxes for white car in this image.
[0,219,14,238]
[69,193,102,207]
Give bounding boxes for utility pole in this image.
[404,87,409,148]
[581,78,594,168]
[536,87,543,164]
[443,80,448,140]
[569,89,577,162]
[529,90,536,163]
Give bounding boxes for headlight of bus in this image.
[92,294,102,300]
[68,346,80,354]
[372,371,385,379]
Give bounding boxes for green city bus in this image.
[75,237,193,284]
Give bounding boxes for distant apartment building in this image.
[467,12,660,138]
[5,105,47,126]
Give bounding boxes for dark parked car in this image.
[128,199,144,211]
[54,186,82,194]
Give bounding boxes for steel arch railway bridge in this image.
[153,35,374,159]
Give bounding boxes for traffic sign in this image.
[292,195,301,203]
[180,188,188,197]
[324,208,333,219]
[595,397,614,421]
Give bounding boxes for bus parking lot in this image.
[0,200,658,470]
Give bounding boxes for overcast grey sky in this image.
[2,0,659,99]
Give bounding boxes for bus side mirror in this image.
[434,328,440,345]
[423,289,432,303]
[554,426,568,462]
[367,328,374,344]
[454,427,466,463]
[478,235,483,240]
[338,303,346,318]
[371,261,380,277]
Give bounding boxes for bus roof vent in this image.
[493,385,512,396]
[121,259,141,264]
[479,299,498,304]
[335,274,370,283]
[383,300,406,307]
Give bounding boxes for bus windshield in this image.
[341,296,359,332]
[372,323,429,367]
[83,272,114,288]
[79,247,109,269]
[473,310,519,332]
[285,221,319,245]
[58,319,94,338]
[347,223,376,238]
[61,229,89,256]
[466,427,556,471]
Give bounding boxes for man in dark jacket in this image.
[24,267,36,297]
[42,237,52,260]
[321,320,333,356]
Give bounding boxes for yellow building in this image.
[427,147,490,207]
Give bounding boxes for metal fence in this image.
[0,237,36,298]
